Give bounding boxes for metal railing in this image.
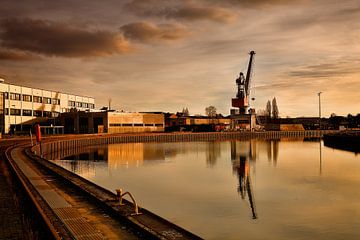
[116,189,141,215]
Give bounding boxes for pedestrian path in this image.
[0,157,25,240]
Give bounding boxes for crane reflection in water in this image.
[230,140,279,220]
[231,141,258,219]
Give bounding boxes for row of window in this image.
[4,108,59,117]
[4,92,61,105]
[68,101,94,109]
[3,92,94,109]
[109,123,164,127]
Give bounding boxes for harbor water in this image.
[53,139,360,239]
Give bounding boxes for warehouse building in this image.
[59,111,165,134]
[0,80,95,134]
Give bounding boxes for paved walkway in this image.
[0,143,25,240]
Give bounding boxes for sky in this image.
[0,0,359,117]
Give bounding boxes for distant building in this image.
[165,114,231,132]
[59,111,164,134]
[0,80,95,134]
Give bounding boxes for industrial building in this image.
[165,113,231,132]
[0,80,95,134]
[59,111,165,134]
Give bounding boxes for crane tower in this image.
[232,51,256,114]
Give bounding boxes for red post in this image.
[35,124,42,157]
[35,124,42,142]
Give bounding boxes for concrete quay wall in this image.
[32,130,338,160]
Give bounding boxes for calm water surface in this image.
[54,140,360,240]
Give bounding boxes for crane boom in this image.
[245,51,256,95]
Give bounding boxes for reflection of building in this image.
[0,80,95,133]
[231,141,257,219]
[107,143,165,169]
[56,158,97,179]
[205,141,221,167]
[59,142,167,176]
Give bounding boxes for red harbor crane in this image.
[232,51,256,114]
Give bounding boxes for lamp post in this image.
[317,92,322,130]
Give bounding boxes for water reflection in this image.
[319,141,322,175]
[54,139,360,240]
[230,140,283,219]
[206,141,221,167]
[231,141,258,219]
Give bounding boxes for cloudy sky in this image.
[0,0,359,117]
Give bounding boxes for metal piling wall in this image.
[33,130,337,160]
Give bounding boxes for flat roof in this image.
[0,81,95,99]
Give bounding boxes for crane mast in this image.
[232,51,256,114]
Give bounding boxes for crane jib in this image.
[245,51,256,95]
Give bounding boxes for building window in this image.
[44,97,51,104]
[83,103,88,108]
[10,108,21,116]
[155,124,164,127]
[109,123,122,127]
[122,123,133,127]
[22,94,32,102]
[76,102,82,107]
[145,124,154,126]
[43,111,52,117]
[22,109,32,116]
[34,110,42,117]
[52,99,60,105]
[68,100,75,107]
[89,103,95,109]
[134,123,143,126]
[52,112,60,117]
[33,96,42,103]
[5,108,9,115]
[10,93,21,101]
[4,92,8,99]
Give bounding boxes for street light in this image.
[317,92,322,130]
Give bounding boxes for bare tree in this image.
[205,106,217,117]
[266,100,271,117]
[272,97,279,119]
[182,107,190,116]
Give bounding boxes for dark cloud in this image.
[0,48,41,61]
[124,0,236,23]
[0,18,131,58]
[211,0,306,7]
[119,21,189,43]
[168,6,235,23]
[288,61,360,78]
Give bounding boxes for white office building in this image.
[0,79,95,134]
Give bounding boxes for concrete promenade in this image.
[0,140,25,240]
[0,165,25,240]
